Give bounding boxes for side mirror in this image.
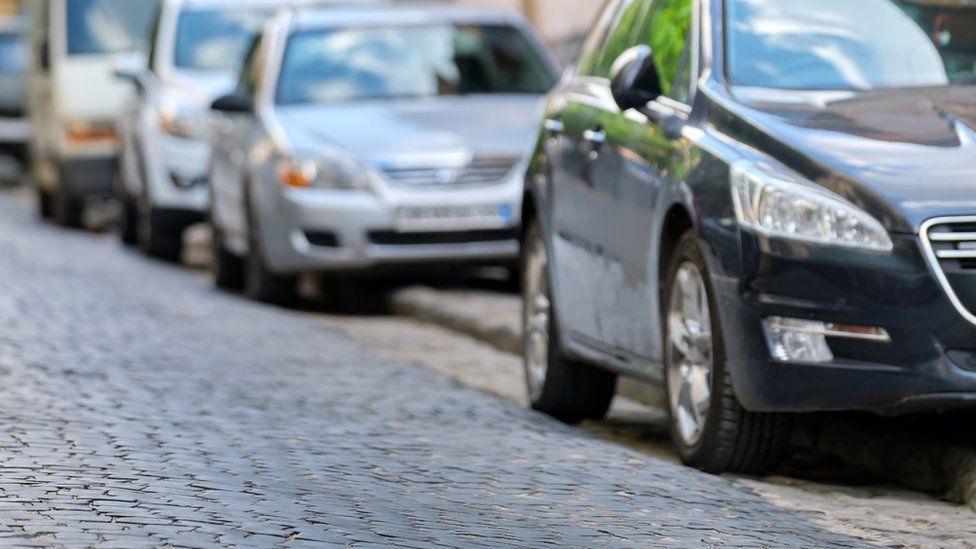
[610,45,663,112]
[113,53,149,94]
[211,92,253,114]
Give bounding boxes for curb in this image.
[391,285,976,510]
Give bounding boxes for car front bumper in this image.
[255,182,521,275]
[709,230,976,414]
[143,132,210,212]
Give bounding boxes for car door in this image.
[548,0,640,345]
[587,0,697,365]
[210,36,264,253]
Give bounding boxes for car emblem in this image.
[436,168,460,185]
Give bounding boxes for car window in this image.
[0,35,27,75]
[174,9,269,72]
[726,0,976,90]
[636,0,693,101]
[575,0,625,77]
[237,35,264,99]
[66,0,158,56]
[275,24,556,105]
[580,0,652,79]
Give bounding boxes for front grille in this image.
[367,228,518,246]
[382,158,518,187]
[921,216,976,325]
[304,231,339,248]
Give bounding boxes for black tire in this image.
[211,214,244,291]
[664,231,792,475]
[244,211,296,306]
[53,184,84,228]
[521,217,616,424]
[117,191,139,246]
[37,187,54,219]
[138,203,183,262]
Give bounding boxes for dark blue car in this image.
[521,0,976,473]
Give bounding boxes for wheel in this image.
[244,211,296,306]
[664,231,791,475]
[211,214,244,291]
[37,187,53,219]
[521,217,616,424]
[137,199,182,262]
[117,191,139,246]
[53,184,83,228]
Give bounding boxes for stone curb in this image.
[390,284,976,510]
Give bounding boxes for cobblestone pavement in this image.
[0,191,875,547]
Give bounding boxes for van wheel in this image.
[138,202,182,262]
[664,231,791,475]
[521,218,616,424]
[37,187,53,219]
[53,185,83,228]
[117,191,138,246]
[244,213,296,306]
[211,215,244,291]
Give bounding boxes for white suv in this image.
[115,0,279,260]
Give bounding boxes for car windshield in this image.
[67,0,158,56]
[726,0,976,90]
[174,9,269,72]
[0,35,26,74]
[276,24,556,105]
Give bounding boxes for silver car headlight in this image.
[158,105,207,140]
[276,151,367,190]
[730,161,893,252]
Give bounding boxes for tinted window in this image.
[576,0,626,76]
[0,35,26,74]
[586,0,652,78]
[637,0,693,100]
[174,9,268,72]
[726,0,976,90]
[66,0,158,56]
[276,24,556,105]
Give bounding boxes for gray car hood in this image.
[274,95,546,166]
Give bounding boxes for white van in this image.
[26,0,158,227]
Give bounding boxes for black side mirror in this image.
[211,92,254,114]
[610,45,662,112]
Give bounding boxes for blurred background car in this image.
[0,14,29,187]
[207,4,559,304]
[26,0,158,227]
[114,0,283,261]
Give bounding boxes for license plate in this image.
[395,203,513,231]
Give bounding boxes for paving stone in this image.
[0,192,868,546]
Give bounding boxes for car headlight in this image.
[158,106,206,139]
[276,151,367,190]
[730,161,893,252]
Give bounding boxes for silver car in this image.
[207,4,559,303]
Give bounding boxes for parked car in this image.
[521,0,976,474]
[0,16,30,186]
[26,0,159,227]
[208,4,558,303]
[114,0,286,261]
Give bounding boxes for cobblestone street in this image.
[0,194,891,546]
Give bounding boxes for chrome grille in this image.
[382,158,518,187]
[921,216,976,326]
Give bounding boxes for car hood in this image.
[274,95,546,167]
[731,86,976,233]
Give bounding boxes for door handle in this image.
[543,118,564,136]
[583,128,606,148]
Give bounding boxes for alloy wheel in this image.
[523,229,551,402]
[666,262,714,447]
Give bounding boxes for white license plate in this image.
[395,204,513,231]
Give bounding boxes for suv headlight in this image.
[276,150,367,190]
[730,161,893,252]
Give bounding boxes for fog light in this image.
[763,317,890,364]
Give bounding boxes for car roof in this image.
[289,3,527,31]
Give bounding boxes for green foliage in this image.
[642,0,692,96]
